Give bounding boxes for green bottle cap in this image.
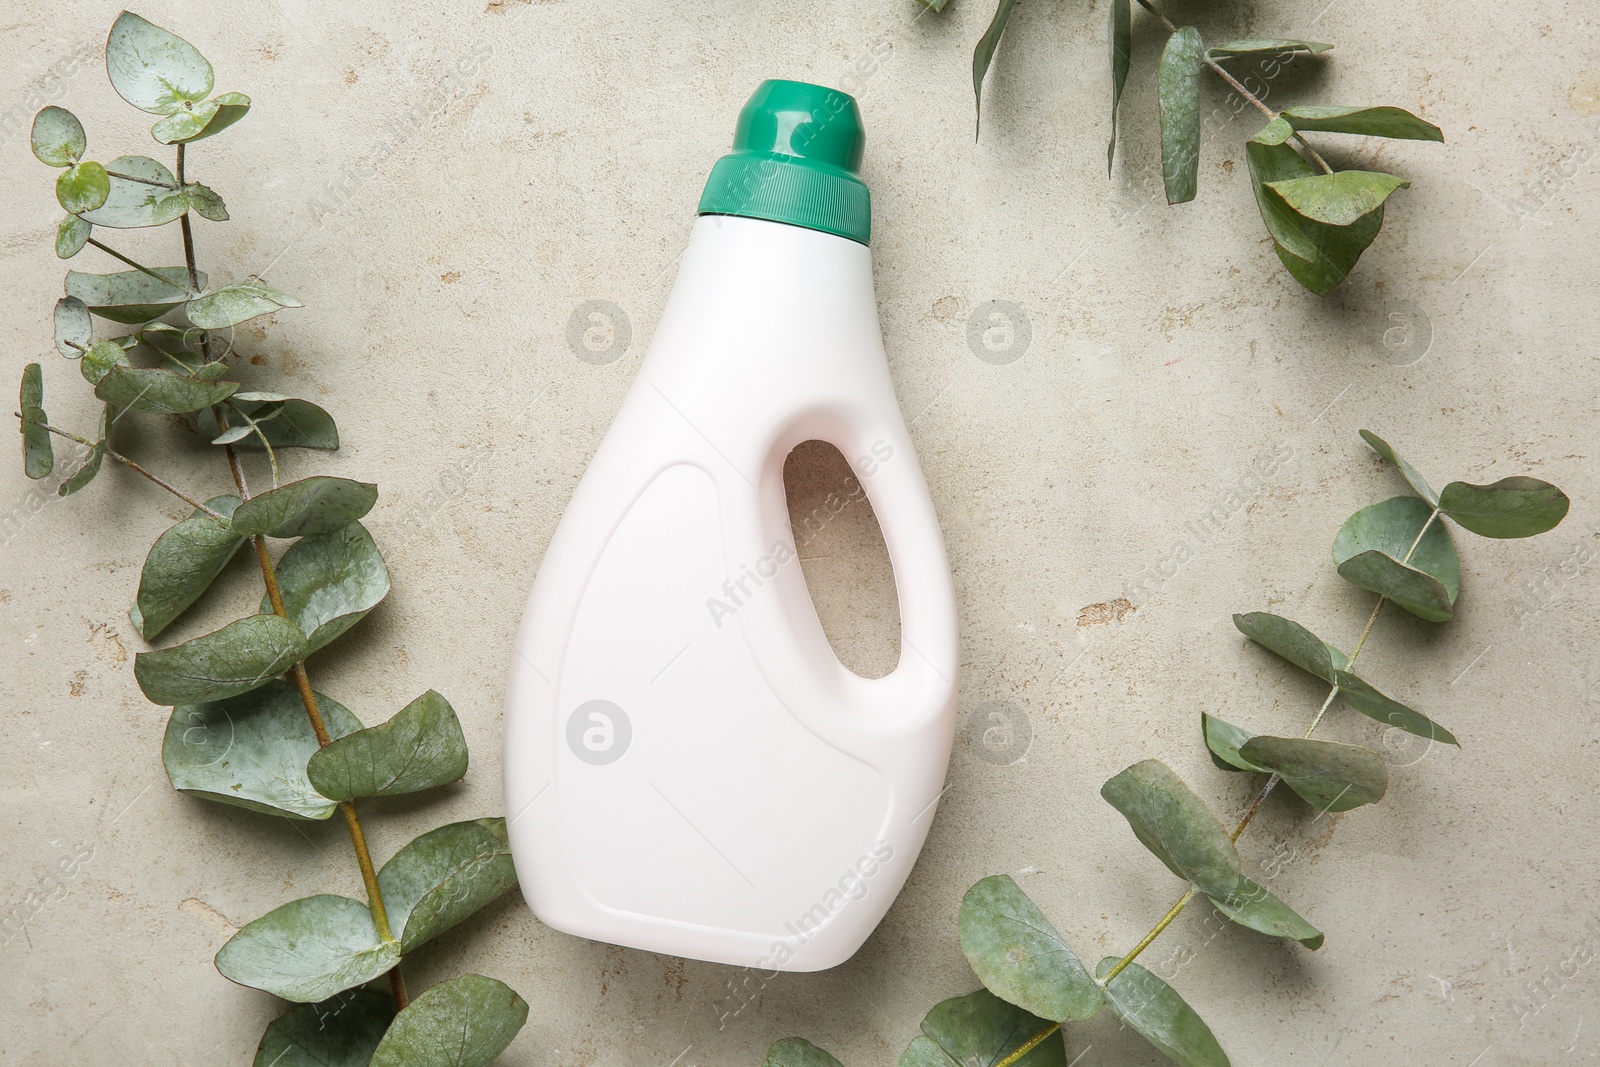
[697,79,871,246]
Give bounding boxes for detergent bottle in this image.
[503,79,959,971]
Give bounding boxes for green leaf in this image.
[1251,117,1294,145]
[1200,713,1265,773]
[253,990,397,1067]
[1359,429,1437,505]
[765,1037,846,1067]
[31,106,85,166]
[187,282,304,329]
[376,819,518,953]
[1100,760,1240,897]
[1237,735,1388,812]
[163,678,364,820]
[264,514,387,653]
[195,394,340,451]
[1231,611,1346,684]
[1333,496,1460,621]
[959,875,1104,1022]
[1158,27,1204,205]
[307,690,466,801]
[80,155,189,229]
[898,988,1066,1067]
[972,0,1019,138]
[1438,477,1570,539]
[56,214,90,259]
[1245,140,1385,296]
[1095,959,1229,1067]
[1107,0,1131,173]
[94,364,238,415]
[1205,875,1323,949]
[57,440,106,497]
[1333,669,1458,745]
[56,161,110,214]
[216,894,399,1003]
[231,476,378,539]
[1264,170,1410,227]
[106,11,214,115]
[65,265,200,322]
[134,495,243,639]
[134,613,308,705]
[1207,39,1332,58]
[1278,104,1443,142]
[53,295,91,357]
[152,91,251,144]
[368,974,528,1067]
[19,363,53,480]
[185,181,228,221]
[79,339,130,386]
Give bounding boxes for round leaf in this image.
[1359,429,1437,505]
[368,974,528,1067]
[1158,27,1204,205]
[94,364,239,415]
[106,11,214,114]
[186,283,304,329]
[19,363,53,480]
[185,181,229,221]
[154,92,251,144]
[53,295,91,357]
[1264,170,1410,227]
[1245,139,1386,296]
[216,894,398,1003]
[56,162,110,214]
[134,495,243,639]
[958,875,1103,1022]
[1438,477,1570,539]
[306,690,466,801]
[253,990,396,1067]
[134,613,309,705]
[1095,958,1229,1067]
[1205,874,1324,949]
[1333,496,1460,621]
[31,106,85,166]
[231,476,378,539]
[55,214,90,259]
[163,678,364,820]
[195,395,339,451]
[1237,735,1388,812]
[66,265,200,322]
[765,1038,846,1067]
[1100,759,1242,897]
[80,339,130,385]
[80,155,188,229]
[375,819,518,953]
[898,988,1066,1067]
[1201,713,1265,773]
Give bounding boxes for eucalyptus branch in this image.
[19,416,224,517]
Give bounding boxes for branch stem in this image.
[105,168,181,189]
[23,418,223,517]
[86,238,188,289]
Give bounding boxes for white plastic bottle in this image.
[503,79,959,972]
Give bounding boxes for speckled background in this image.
[3,1,1597,1064]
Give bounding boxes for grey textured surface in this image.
[3,1,1598,1064]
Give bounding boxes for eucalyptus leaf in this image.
[1238,735,1388,812]
[1438,477,1570,539]
[898,988,1066,1067]
[1100,759,1240,897]
[1360,429,1437,505]
[215,894,399,1003]
[1251,117,1294,145]
[1264,170,1410,227]
[307,690,466,801]
[134,613,308,705]
[252,990,396,1067]
[1207,39,1333,58]
[231,476,379,539]
[153,91,251,144]
[1278,104,1443,142]
[765,1037,846,1067]
[66,265,200,322]
[1201,713,1265,773]
[1333,495,1460,620]
[195,395,340,451]
[1095,958,1230,1067]
[958,874,1104,1022]
[1231,611,1345,684]
[1334,669,1458,745]
[1107,0,1131,173]
[212,425,253,444]
[55,162,110,214]
[972,0,1019,138]
[106,11,214,115]
[263,521,389,653]
[186,282,304,329]
[79,339,130,385]
[368,974,529,1067]
[80,155,188,229]
[185,181,229,221]
[1158,27,1204,205]
[53,295,91,357]
[31,106,85,166]
[163,678,363,820]
[94,364,238,415]
[134,495,243,639]
[19,363,53,480]
[376,818,517,953]
[56,405,109,498]
[56,214,90,259]
[1245,140,1385,296]
[1205,875,1324,949]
